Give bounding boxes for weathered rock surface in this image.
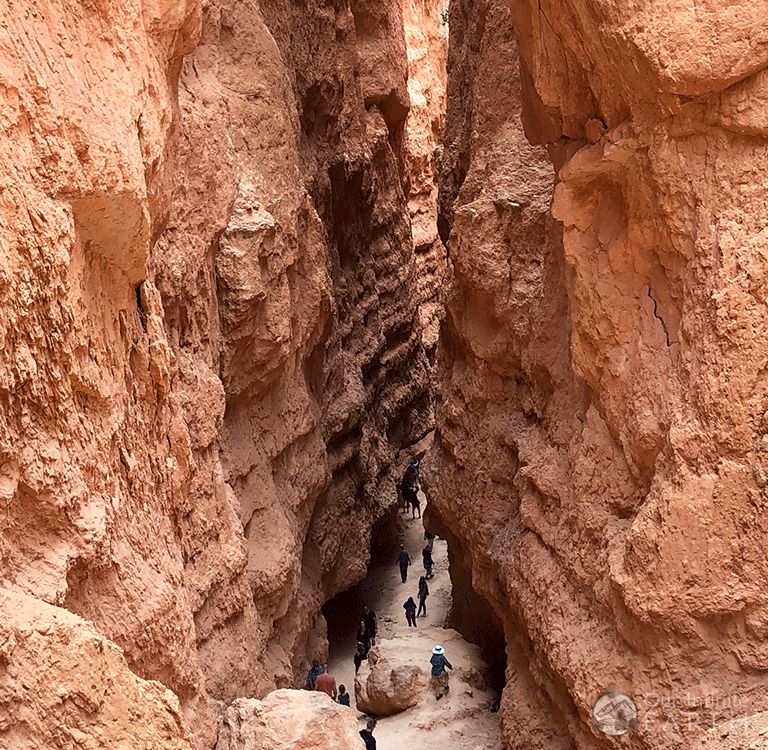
[164,0,435,708]
[215,690,362,750]
[402,0,450,353]
[0,0,216,743]
[0,590,194,750]
[0,0,438,747]
[355,643,425,715]
[433,0,768,749]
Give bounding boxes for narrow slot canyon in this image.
[3,0,768,749]
[320,485,507,747]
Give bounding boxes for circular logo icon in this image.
[592,688,639,736]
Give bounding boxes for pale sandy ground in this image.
[326,494,503,749]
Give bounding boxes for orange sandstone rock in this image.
[215,691,362,750]
[0,590,194,750]
[0,0,434,747]
[434,0,768,748]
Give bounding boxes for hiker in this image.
[410,490,421,518]
[430,645,453,700]
[353,641,368,674]
[356,618,372,651]
[361,604,378,647]
[400,461,419,516]
[400,479,418,516]
[315,665,337,699]
[397,543,411,583]
[405,459,420,486]
[417,575,429,617]
[360,718,377,750]
[306,659,324,689]
[354,619,371,673]
[337,684,351,706]
[422,545,434,579]
[424,530,435,552]
[398,481,409,515]
[404,596,417,627]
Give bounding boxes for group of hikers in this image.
[303,457,455,748]
[403,573,430,625]
[396,539,434,583]
[306,659,353,708]
[307,639,455,707]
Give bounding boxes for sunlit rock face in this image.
[432,0,768,748]
[163,0,434,708]
[402,0,449,355]
[1,0,437,746]
[0,0,215,743]
[215,690,363,750]
[0,590,196,750]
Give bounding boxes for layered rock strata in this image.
[0,0,437,746]
[169,0,435,707]
[433,0,768,748]
[402,0,450,353]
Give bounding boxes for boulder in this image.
[0,590,194,750]
[354,646,426,716]
[354,629,494,717]
[215,690,362,750]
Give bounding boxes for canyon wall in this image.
[402,0,449,354]
[0,0,439,746]
[432,0,768,748]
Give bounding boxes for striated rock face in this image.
[164,0,435,707]
[402,0,449,353]
[0,0,216,743]
[1,0,439,747]
[215,691,362,750]
[0,590,194,749]
[433,0,768,748]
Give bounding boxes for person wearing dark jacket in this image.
[417,575,429,617]
[422,546,434,579]
[424,530,435,552]
[410,490,421,518]
[430,645,453,700]
[354,619,371,673]
[306,659,324,689]
[361,604,378,646]
[397,544,411,583]
[403,596,417,627]
[360,718,377,749]
[337,684,351,706]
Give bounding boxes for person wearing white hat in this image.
[430,645,453,700]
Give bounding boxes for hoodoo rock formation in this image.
[431,0,768,748]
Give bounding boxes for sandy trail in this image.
[325,495,503,749]
[327,499,450,709]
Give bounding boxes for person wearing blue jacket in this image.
[430,644,453,700]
